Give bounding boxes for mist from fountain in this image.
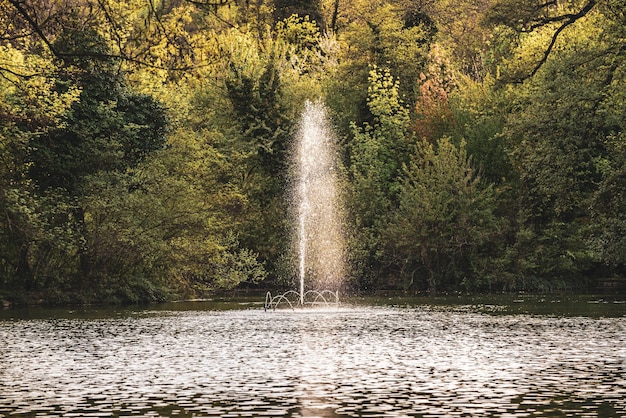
[296,100,345,297]
[265,100,346,310]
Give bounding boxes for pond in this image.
[1,294,625,417]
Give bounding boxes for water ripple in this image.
[1,306,625,417]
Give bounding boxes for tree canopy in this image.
[1,0,625,304]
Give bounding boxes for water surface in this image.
[1,296,625,417]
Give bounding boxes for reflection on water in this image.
[1,299,625,417]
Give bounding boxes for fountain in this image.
[265,100,346,310]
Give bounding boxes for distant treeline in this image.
[1,0,625,304]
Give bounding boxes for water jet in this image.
[265,100,346,310]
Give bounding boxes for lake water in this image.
[1,295,625,417]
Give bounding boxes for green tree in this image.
[590,134,626,270]
[78,123,265,302]
[30,27,167,191]
[385,138,501,291]
[500,9,625,287]
[347,67,412,288]
[0,44,81,300]
[222,52,295,284]
[0,26,175,302]
[325,0,434,132]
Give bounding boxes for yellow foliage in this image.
[0,45,80,131]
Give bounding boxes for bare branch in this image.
[0,30,37,42]
[528,0,597,77]
[185,0,232,7]
[4,0,209,71]
[506,0,599,82]
[95,0,125,53]
[7,0,59,55]
[3,0,240,74]
[0,66,40,79]
[524,0,597,32]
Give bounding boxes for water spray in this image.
[265,100,346,310]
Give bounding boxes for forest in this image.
[0,0,624,304]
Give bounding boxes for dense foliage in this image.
[1,0,624,303]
